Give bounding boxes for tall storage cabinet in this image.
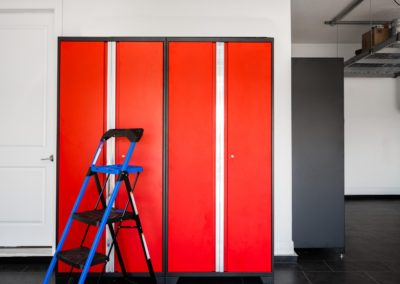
[167,40,272,277]
[58,40,164,276]
[58,41,108,273]
[168,41,217,273]
[225,42,272,272]
[57,37,273,283]
[115,42,164,273]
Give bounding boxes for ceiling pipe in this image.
[325,0,365,26]
[329,20,391,25]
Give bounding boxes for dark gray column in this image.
[292,58,345,249]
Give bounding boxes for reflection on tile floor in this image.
[0,199,399,283]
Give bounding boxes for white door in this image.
[0,11,56,247]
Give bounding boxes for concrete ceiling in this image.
[292,0,400,43]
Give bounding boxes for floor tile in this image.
[275,263,301,272]
[383,262,400,272]
[0,263,28,272]
[0,271,52,284]
[325,260,391,272]
[274,270,310,284]
[23,262,49,272]
[1,199,400,284]
[243,277,264,284]
[295,249,343,262]
[275,261,332,272]
[367,271,400,284]
[178,277,242,284]
[305,271,377,284]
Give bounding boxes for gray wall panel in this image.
[292,58,345,249]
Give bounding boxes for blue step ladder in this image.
[43,129,156,284]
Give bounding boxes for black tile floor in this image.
[275,199,400,284]
[0,199,399,283]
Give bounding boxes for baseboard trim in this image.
[345,195,400,200]
[274,255,298,263]
[0,256,51,264]
[0,255,299,266]
[0,247,52,257]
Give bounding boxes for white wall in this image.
[292,43,400,196]
[345,78,400,195]
[62,0,295,256]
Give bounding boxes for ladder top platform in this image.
[91,164,143,174]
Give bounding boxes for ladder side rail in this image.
[93,172,129,278]
[123,174,156,283]
[78,142,136,284]
[79,173,110,249]
[43,140,105,284]
[97,172,140,282]
[120,172,140,215]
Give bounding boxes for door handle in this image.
[41,155,54,162]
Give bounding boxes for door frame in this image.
[0,0,62,256]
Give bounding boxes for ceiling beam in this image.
[327,20,390,26]
[325,0,365,26]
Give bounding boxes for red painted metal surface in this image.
[168,42,216,272]
[58,41,107,272]
[115,42,163,273]
[225,42,272,272]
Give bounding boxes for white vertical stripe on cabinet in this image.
[215,42,225,273]
[105,41,116,273]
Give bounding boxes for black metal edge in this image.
[270,38,275,276]
[101,128,144,142]
[339,57,346,253]
[162,38,169,277]
[345,195,400,200]
[58,37,166,42]
[166,37,273,43]
[56,272,164,277]
[165,272,273,277]
[55,37,61,274]
[58,36,273,43]
[0,256,52,264]
[344,72,397,78]
[55,272,272,282]
[55,271,165,283]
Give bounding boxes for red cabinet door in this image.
[115,41,164,273]
[225,42,272,272]
[58,41,107,272]
[168,42,216,272]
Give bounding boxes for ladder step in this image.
[91,164,143,174]
[57,247,108,269]
[73,209,135,226]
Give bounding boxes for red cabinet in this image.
[57,38,272,280]
[225,42,272,272]
[167,41,272,274]
[58,40,163,274]
[168,42,216,272]
[58,41,107,273]
[115,42,164,273]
